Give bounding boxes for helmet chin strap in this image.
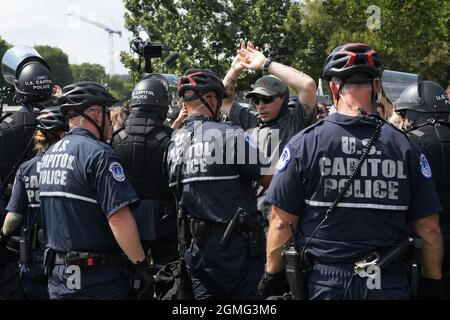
[338,93,368,117]
[187,94,221,121]
[78,109,108,142]
[198,95,221,121]
[337,79,377,117]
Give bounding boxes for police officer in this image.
[0,47,52,299]
[0,49,53,213]
[262,43,444,300]
[112,74,177,266]
[39,82,153,299]
[395,80,450,297]
[1,106,68,299]
[165,69,272,299]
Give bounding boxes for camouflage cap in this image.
[245,75,288,98]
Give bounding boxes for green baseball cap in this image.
[245,75,288,98]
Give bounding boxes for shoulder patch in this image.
[109,162,125,182]
[276,147,291,172]
[419,153,432,180]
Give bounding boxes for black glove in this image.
[129,260,155,300]
[258,270,290,299]
[418,277,446,300]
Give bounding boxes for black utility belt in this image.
[189,217,228,235]
[54,251,126,269]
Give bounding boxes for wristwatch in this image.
[263,58,273,72]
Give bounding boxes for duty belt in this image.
[54,251,126,269]
[189,217,229,234]
[189,216,231,246]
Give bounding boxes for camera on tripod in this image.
[130,25,171,73]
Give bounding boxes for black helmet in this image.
[323,43,382,81]
[395,81,450,113]
[14,62,53,103]
[130,74,170,118]
[36,106,69,133]
[59,81,118,117]
[178,69,226,100]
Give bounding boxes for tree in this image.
[120,0,449,91]
[320,0,449,85]
[71,63,107,84]
[71,63,132,102]
[106,75,133,102]
[121,0,291,88]
[34,45,73,87]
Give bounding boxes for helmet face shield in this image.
[2,46,50,85]
[381,70,420,106]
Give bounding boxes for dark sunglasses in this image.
[252,95,278,105]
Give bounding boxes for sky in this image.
[0,0,133,75]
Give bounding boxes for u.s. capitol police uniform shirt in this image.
[166,115,268,222]
[6,152,43,223]
[39,128,139,252]
[266,112,442,262]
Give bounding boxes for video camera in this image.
[130,25,170,73]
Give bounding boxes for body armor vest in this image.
[111,110,173,200]
[408,121,450,223]
[0,109,37,185]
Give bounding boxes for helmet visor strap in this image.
[79,110,106,142]
[199,95,220,121]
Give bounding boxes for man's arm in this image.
[414,213,443,279]
[108,206,146,263]
[222,42,246,117]
[239,46,317,114]
[1,211,23,235]
[266,206,299,273]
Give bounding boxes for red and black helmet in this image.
[177,69,226,100]
[323,43,382,81]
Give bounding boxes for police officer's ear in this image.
[328,81,340,104]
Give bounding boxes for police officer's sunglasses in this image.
[252,95,279,105]
[86,107,111,117]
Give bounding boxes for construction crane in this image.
[67,12,122,75]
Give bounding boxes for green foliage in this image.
[71,63,133,102]
[121,0,293,88]
[121,0,449,89]
[34,45,74,87]
[71,63,107,84]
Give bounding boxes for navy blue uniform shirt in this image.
[166,115,268,222]
[39,128,139,252]
[6,152,43,224]
[266,113,442,262]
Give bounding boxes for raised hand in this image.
[238,45,267,71]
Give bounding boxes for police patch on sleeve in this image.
[109,162,125,182]
[419,153,432,180]
[276,147,291,172]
